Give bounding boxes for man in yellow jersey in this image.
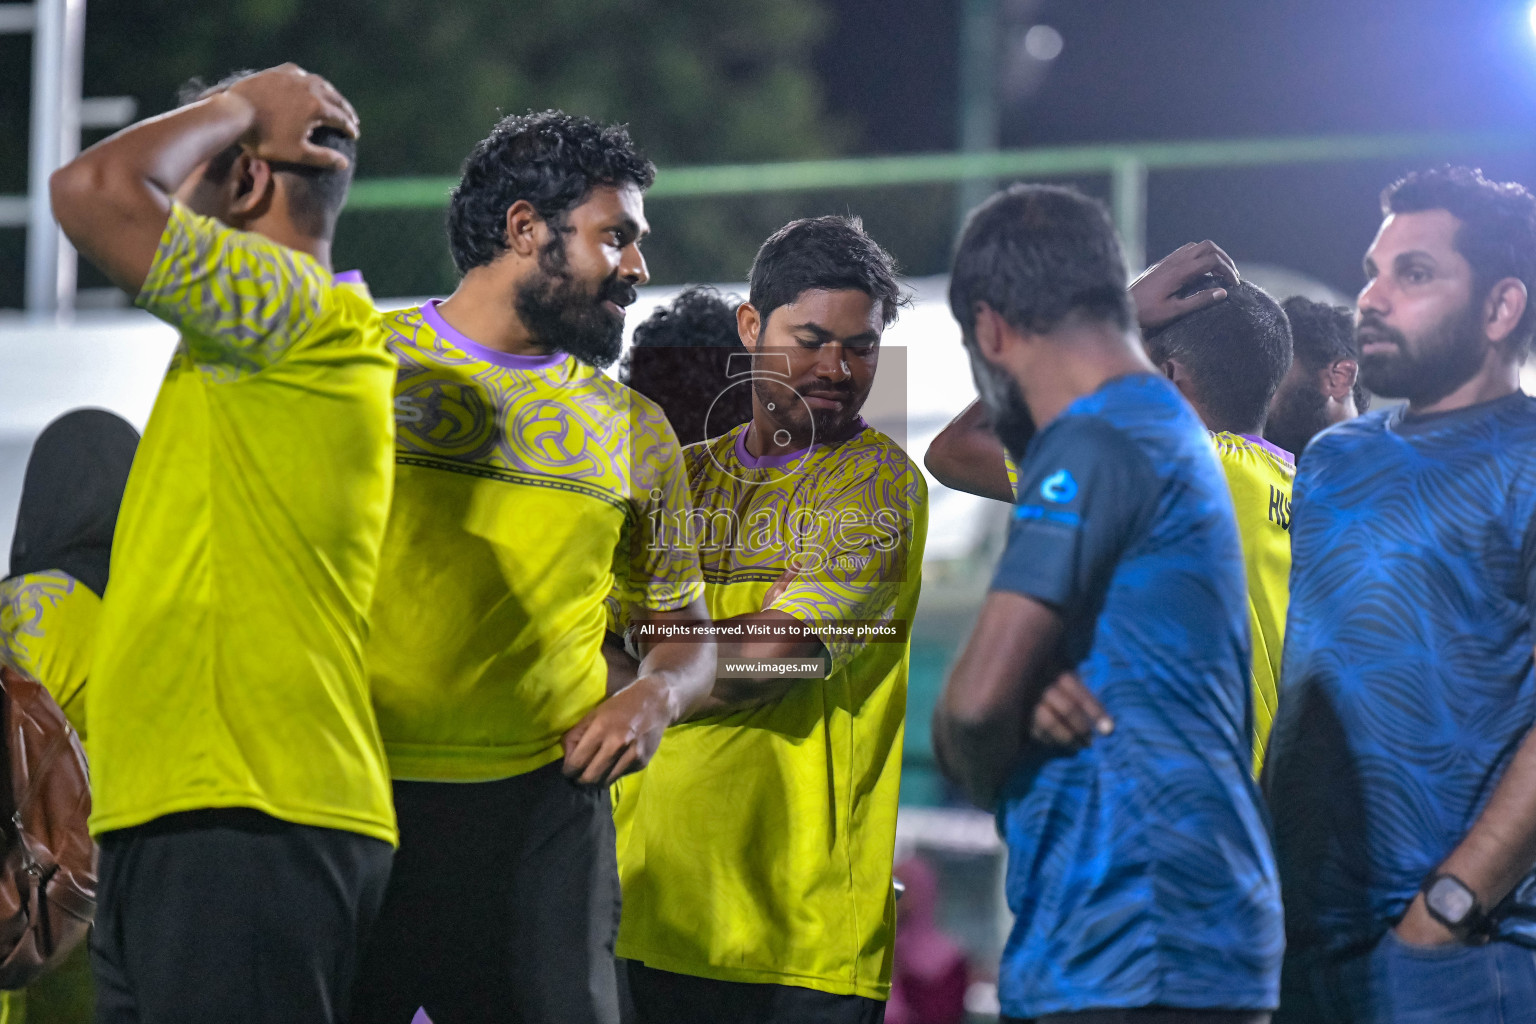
[51,65,398,1023]
[1,409,138,738]
[925,242,1295,772]
[613,217,928,1024]
[349,112,715,1024]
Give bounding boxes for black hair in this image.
[1381,165,1536,356]
[447,110,655,275]
[1143,281,1292,434]
[628,285,743,354]
[747,216,905,329]
[1282,295,1370,412]
[9,409,140,598]
[620,286,752,445]
[949,184,1134,343]
[177,71,357,239]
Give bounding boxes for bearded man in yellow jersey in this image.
[51,65,398,1023]
[348,113,715,1024]
[611,217,928,1024]
[926,242,1296,773]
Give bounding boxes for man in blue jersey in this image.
[933,184,1282,1023]
[1268,166,1536,1023]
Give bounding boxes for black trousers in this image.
[1003,1010,1272,1024]
[623,961,886,1024]
[350,762,621,1024]
[92,808,393,1024]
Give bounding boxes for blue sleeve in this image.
[992,416,1158,614]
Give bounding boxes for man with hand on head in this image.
[1269,166,1536,1023]
[350,111,714,1024]
[925,239,1239,502]
[934,185,1281,1023]
[926,240,1296,774]
[614,216,928,1024]
[51,64,397,1023]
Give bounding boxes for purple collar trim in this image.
[1236,432,1294,466]
[332,269,365,286]
[733,418,869,469]
[419,299,568,371]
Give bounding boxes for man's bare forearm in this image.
[51,93,258,292]
[924,400,1014,503]
[683,648,825,719]
[935,591,1065,809]
[1439,720,1536,909]
[629,635,716,722]
[933,705,1025,809]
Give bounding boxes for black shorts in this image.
[622,961,886,1024]
[91,807,393,1024]
[350,762,621,1024]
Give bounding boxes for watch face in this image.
[1428,876,1476,924]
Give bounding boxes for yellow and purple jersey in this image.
[0,571,98,737]
[615,420,927,1000]
[366,301,704,783]
[88,202,398,845]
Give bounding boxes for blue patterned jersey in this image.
[990,374,1283,1018]
[1268,393,1536,955]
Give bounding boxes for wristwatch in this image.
[1421,872,1484,934]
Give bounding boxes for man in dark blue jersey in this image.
[1268,166,1536,1023]
[933,184,1282,1024]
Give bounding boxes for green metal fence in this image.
[341,130,1534,270]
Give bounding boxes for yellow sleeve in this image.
[1004,449,1020,496]
[771,443,927,673]
[135,202,329,379]
[616,401,705,613]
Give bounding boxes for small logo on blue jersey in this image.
[1040,469,1078,503]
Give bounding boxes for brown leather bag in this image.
[0,666,96,988]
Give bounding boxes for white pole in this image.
[24,0,85,321]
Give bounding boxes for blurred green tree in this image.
[1,0,851,302]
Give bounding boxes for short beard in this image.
[1264,373,1331,457]
[967,346,1035,463]
[1358,301,1486,407]
[513,234,631,369]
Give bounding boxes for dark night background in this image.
[4,0,1536,304]
[812,0,1536,294]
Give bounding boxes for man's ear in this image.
[1483,277,1529,347]
[227,152,274,223]
[1321,358,1358,401]
[737,301,762,350]
[1161,357,1200,400]
[503,199,546,259]
[972,303,1014,366]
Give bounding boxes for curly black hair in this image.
[447,110,655,275]
[1382,165,1536,356]
[949,184,1134,343]
[629,285,743,353]
[620,286,751,445]
[748,216,906,329]
[1282,295,1369,413]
